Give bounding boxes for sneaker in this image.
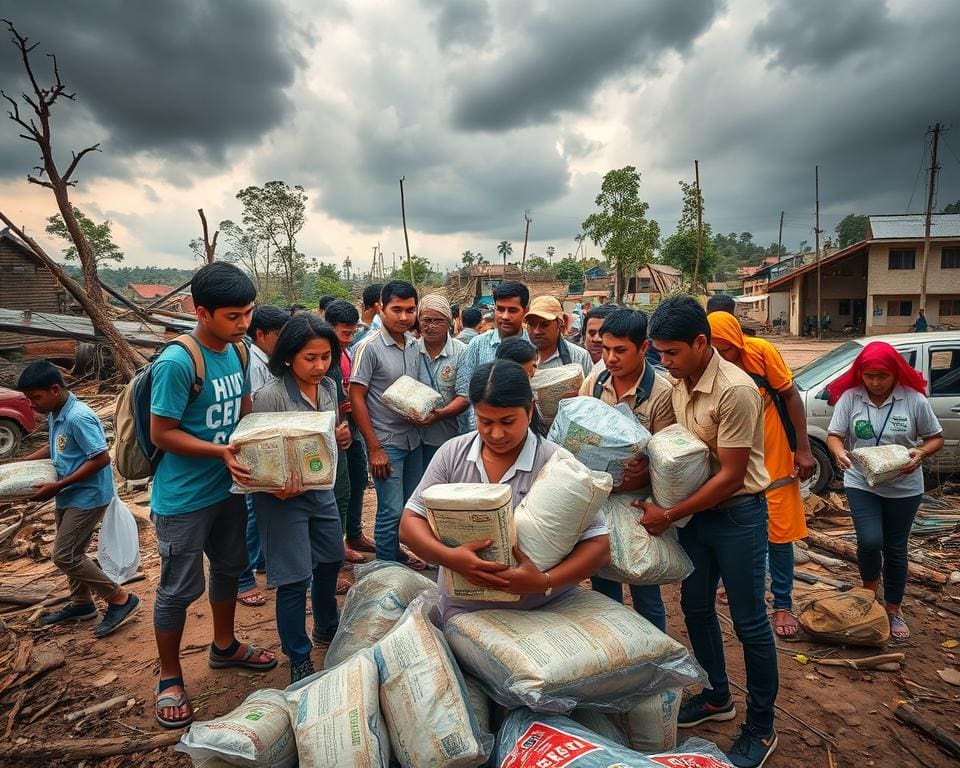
[311,628,337,647]
[290,657,315,684]
[40,602,97,626]
[726,725,778,768]
[93,594,141,638]
[678,692,737,728]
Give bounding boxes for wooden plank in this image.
[0,309,190,347]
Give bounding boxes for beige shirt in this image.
[579,363,676,435]
[670,351,769,496]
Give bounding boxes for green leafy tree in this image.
[390,254,433,285]
[554,256,584,286]
[546,245,556,262]
[46,205,124,266]
[660,180,717,290]
[526,256,551,272]
[942,200,960,214]
[497,240,513,265]
[461,250,476,266]
[581,166,660,302]
[835,213,868,248]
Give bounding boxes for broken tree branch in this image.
[198,208,218,263]
[64,694,131,723]
[62,143,100,184]
[805,529,947,586]
[2,731,181,758]
[894,702,960,758]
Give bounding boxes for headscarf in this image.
[418,293,452,320]
[707,311,766,377]
[825,340,927,406]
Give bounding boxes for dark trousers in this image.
[275,561,341,664]
[846,488,922,606]
[590,576,667,632]
[679,496,778,735]
[334,438,367,541]
[237,495,264,593]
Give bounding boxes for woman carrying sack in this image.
[825,341,943,639]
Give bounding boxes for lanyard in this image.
[869,402,894,446]
[420,352,439,390]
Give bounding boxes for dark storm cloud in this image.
[423,0,492,50]
[751,0,895,71]
[451,0,721,131]
[0,0,303,177]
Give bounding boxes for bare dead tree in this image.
[0,20,143,379]
[197,208,218,263]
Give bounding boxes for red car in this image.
[0,386,36,459]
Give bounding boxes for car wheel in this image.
[809,440,833,495]
[0,418,21,459]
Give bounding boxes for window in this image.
[942,247,960,269]
[838,299,851,316]
[888,249,916,270]
[887,300,913,317]
[929,348,960,396]
[941,299,960,316]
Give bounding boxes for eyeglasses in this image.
[420,318,449,327]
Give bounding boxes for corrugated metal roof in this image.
[869,213,960,239]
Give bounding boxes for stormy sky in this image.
[0,0,957,272]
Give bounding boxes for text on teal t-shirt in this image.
[149,341,250,516]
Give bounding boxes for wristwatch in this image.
[543,570,553,597]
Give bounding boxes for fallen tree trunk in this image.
[805,530,947,586]
[2,731,181,759]
[894,703,960,758]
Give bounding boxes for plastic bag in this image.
[97,494,141,585]
[596,493,693,586]
[325,560,435,668]
[514,449,612,571]
[849,444,912,487]
[383,375,445,421]
[530,364,585,426]
[176,689,296,768]
[0,459,57,500]
[646,424,711,514]
[610,688,682,753]
[374,594,493,768]
[797,588,890,646]
[547,396,651,484]
[444,587,705,713]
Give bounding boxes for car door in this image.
[923,340,960,472]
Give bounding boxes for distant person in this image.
[351,283,383,349]
[582,303,620,365]
[451,304,462,335]
[913,309,928,333]
[706,295,737,315]
[317,295,337,318]
[457,307,483,344]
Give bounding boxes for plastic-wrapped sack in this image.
[609,688,682,753]
[797,588,890,647]
[514,449,612,571]
[325,561,435,668]
[229,412,337,492]
[646,424,711,513]
[570,709,629,747]
[176,689,295,768]
[0,459,57,500]
[444,587,705,713]
[495,710,734,767]
[547,396,651,483]
[596,494,693,586]
[383,375,445,421]
[531,364,584,426]
[285,650,390,768]
[97,494,141,585]
[423,483,518,602]
[463,675,493,736]
[375,594,493,768]
[849,444,912,487]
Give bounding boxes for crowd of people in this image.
[8,261,944,768]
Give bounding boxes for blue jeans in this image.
[237,495,263,594]
[846,488,922,606]
[275,561,341,664]
[678,496,778,735]
[372,445,423,561]
[767,541,794,611]
[590,576,667,632]
[344,436,367,540]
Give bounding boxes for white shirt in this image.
[249,343,274,393]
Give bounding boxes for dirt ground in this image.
[2,336,959,767]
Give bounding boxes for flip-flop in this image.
[889,612,910,639]
[343,547,366,564]
[773,609,801,642]
[336,576,352,595]
[237,589,268,607]
[397,550,428,571]
[208,641,278,670]
[155,678,193,729]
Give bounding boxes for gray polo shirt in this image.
[537,339,594,377]
[351,325,425,450]
[416,335,468,447]
[828,385,942,498]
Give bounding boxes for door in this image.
[852,299,867,333]
[924,342,960,472]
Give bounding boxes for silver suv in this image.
[796,331,960,493]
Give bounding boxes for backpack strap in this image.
[592,364,655,410]
[170,334,206,397]
[232,340,249,380]
[746,371,798,452]
[557,339,572,366]
[592,368,611,399]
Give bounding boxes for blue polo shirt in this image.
[49,393,114,510]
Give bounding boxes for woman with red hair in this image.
[826,342,943,639]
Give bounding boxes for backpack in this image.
[114,334,249,480]
[745,372,798,452]
[591,360,657,411]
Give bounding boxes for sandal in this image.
[889,612,910,639]
[773,609,801,641]
[237,589,268,607]
[155,677,193,729]
[336,576,352,595]
[345,535,376,554]
[208,640,278,670]
[343,546,366,564]
[397,550,428,571]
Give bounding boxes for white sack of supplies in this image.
[423,483,518,602]
[444,587,706,713]
[514,449,612,571]
[324,561,435,668]
[547,396,651,483]
[609,688,682,753]
[849,444,912,487]
[176,689,296,768]
[382,375,445,422]
[0,459,57,500]
[597,493,693,585]
[285,650,390,768]
[645,424,711,513]
[374,594,493,768]
[229,411,337,492]
[530,363,585,425]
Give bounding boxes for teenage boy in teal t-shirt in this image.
[149,262,277,730]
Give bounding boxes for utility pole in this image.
[777,210,784,260]
[520,209,532,277]
[399,177,415,284]
[371,245,379,279]
[920,122,942,313]
[692,160,704,291]
[815,165,823,341]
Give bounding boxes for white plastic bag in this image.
[383,375,445,421]
[530,364,585,425]
[97,494,140,585]
[646,424,711,514]
[609,688,682,753]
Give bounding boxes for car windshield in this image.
[793,341,863,392]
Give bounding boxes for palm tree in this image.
[461,250,475,266]
[497,240,513,266]
[475,253,487,265]
[546,245,555,263]
[573,233,587,260]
